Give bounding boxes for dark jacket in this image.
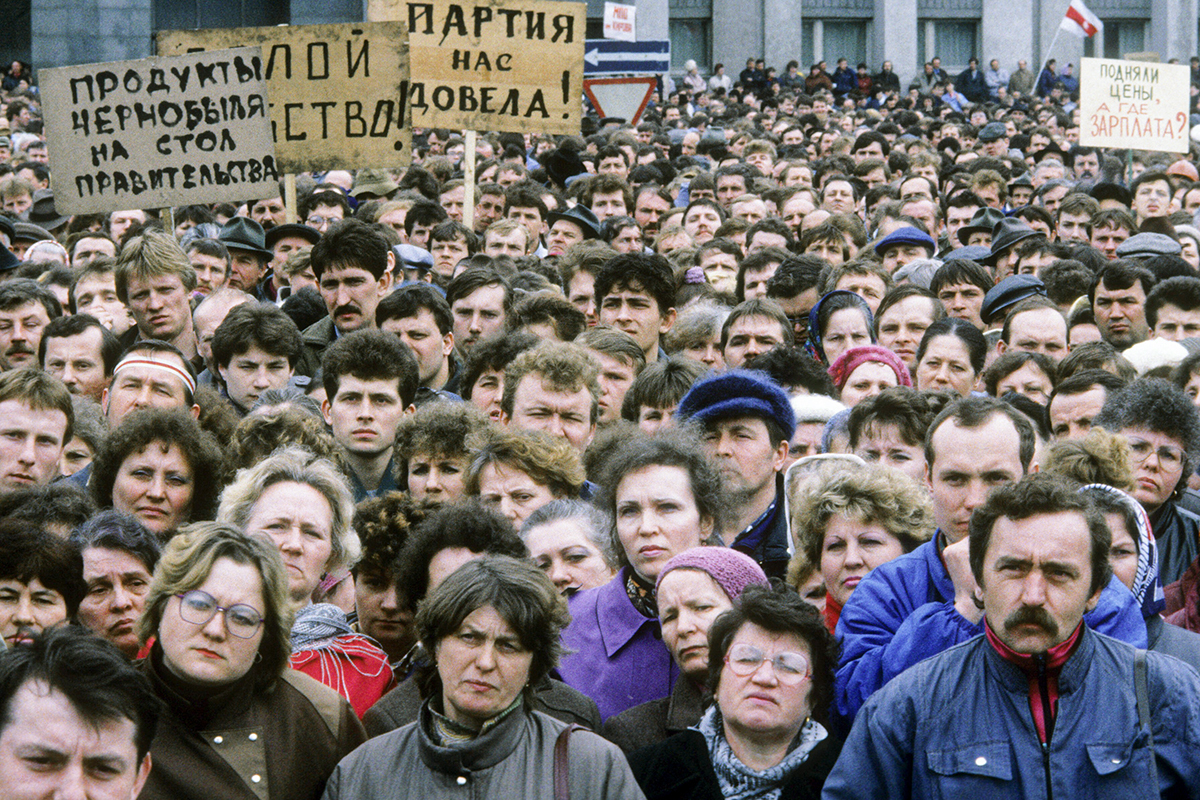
[956,67,989,103]
[362,674,600,738]
[730,474,791,581]
[629,729,841,800]
[1147,613,1200,674]
[1152,500,1200,585]
[140,655,365,800]
[603,675,706,755]
[296,315,337,378]
[831,67,856,97]
[872,68,900,95]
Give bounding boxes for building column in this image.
[1150,0,1197,62]
[873,0,918,86]
[982,0,1034,75]
[712,0,763,72]
[763,0,801,71]
[636,0,670,43]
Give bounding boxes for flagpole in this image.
[1037,5,1069,94]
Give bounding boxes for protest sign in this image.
[157,23,411,173]
[603,3,636,41]
[1079,57,1191,154]
[39,48,277,215]
[368,0,585,135]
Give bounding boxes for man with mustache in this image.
[826,474,1200,798]
[835,397,1146,720]
[0,278,59,371]
[297,219,394,377]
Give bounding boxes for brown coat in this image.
[140,657,366,800]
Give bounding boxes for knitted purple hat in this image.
[826,344,913,391]
[655,547,769,600]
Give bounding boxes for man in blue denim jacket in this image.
[835,397,1146,720]
[824,474,1200,799]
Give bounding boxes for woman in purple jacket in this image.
[557,428,724,721]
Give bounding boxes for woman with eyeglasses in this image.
[628,583,842,800]
[136,522,365,800]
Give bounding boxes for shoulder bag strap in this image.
[554,723,588,800]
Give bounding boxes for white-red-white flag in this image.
[1061,0,1103,37]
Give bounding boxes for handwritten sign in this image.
[603,3,636,41]
[1079,57,1191,154]
[368,0,585,135]
[40,48,277,214]
[157,23,411,173]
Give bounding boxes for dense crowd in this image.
[5,48,1200,799]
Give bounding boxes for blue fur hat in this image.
[676,369,796,440]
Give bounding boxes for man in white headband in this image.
[101,341,199,427]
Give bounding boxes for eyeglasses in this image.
[175,590,264,639]
[1127,437,1184,470]
[305,215,341,228]
[724,643,810,683]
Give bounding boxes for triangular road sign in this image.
[583,77,657,125]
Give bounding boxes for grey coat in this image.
[322,701,645,800]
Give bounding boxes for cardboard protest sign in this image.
[157,23,411,173]
[40,48,277,214]
[368,0,585,135]
[1079,57,1191,154]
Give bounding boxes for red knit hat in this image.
[826,345,912,391]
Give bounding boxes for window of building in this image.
[917,20,978,72]
[153,0,288,31]
[802,19,869,66]
[1083,19,1146,58]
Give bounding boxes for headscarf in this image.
[1080,483,1164,618]
[805,290,874,364]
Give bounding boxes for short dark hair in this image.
[706,583,838,727]
[459,330,539,401]
[930,259,992,295]
[509,293,588,342]
[321,328,419,408]
[849,386,936,449]
[969,473,1112,597]
[0,277,61,319]
[0,519,85,618]
[38,313,121,377]
[70,510,161,576]
[595,428,723,566]
[720,298,795,350]
[430,220,480,253]
[1089,260,1156,306]
[309,218,391,281]
[1146,276,1200,328]
[594,252,676,316]
[446,268,513,314]
[0,626,161,761]
[416,555,568,694]
[376,282,453,335]
[620,356,706,421]
[926,395,1037,474]
[982,350,1057,396]
[396,500,528,604]
[916,317,987,375]
[90,408,225,524]
[743,346,837,397]
[210,302,303,369]
[1094,378,1200,496]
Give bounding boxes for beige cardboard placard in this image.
[40,47,277,215]
[158,23,411,173]
[1079,57,1191,154]
[369,0,584,135]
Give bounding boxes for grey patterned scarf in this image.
[695,705,828,800]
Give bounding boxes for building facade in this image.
[8,0,1200,91]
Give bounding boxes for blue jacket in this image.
[557,568,678,722]
[823,628,1200,799]
[835,536,1147,719]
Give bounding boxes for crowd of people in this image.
[5,47,1200,798]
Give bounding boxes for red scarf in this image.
[985,621,1083,743]
[823,595,842,634]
